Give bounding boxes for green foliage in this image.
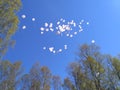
[65,44,120,90]
[112,58,120,71]
[20,62,52,90]
[0,60,22,90]
[1,44,120,90]
[112,57,120,80]
[52,75,62,90]
[62,77,75,90]
[0,0,21,58]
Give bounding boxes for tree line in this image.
[0,44,120,90]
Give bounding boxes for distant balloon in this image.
[49,23,53,28]
[43,47,46,50]
[49,47,54,52]
[70,34,73,38]
[53,50,56,54]
[86,22,89,25]
[21,14,26,19]
[40,32,44,34]
[40,27,44,31]
[91,40,95,43]
[45,23,48,27]
[22,25,26,29]
[58,49,62,52]
[32,18,35,21]
[64,45,67,50]
[74,32,77,35]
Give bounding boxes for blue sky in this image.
[4,0,120,78]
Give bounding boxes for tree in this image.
[62,77,75,90]
[64,44,120,90]
[67,62,81,90]
[65,44,107,90]
[67,61,99,90]
[102,55,117,90]
[20,62,52,90]
[84,56,105,90]
[112,57,120,80]
[29,62,41,90]
[52,75,62,90]
[20,74,31,90]
[40,66,52,90]
[0,60,22,90]
[0,0,21,58]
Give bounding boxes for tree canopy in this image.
[0,44,120,90]
[0,0,21,58]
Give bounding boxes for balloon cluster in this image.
[21,14,95,54]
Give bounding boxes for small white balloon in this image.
[45,28,49,32]
[49,47,54,52]
[40,27,44,31]
[32,18,35,21]
[50,28,54,32]
[96,72,99,77]
[56,27,59,30]
[45,23,48,27]
[57,21,60,25]
[58,49,62,52]
[43,47,46,50]
[21,14,26,19]
[86,22,89,25]
[79,29,83,32]
[78,25,82,29]
[73,23,76,27]
[70,34,73,38]
[81,19,84,22]
[91,40,95,43]
[64,45,67,50]
[22,25,26,29]
[66,34,69,37]
[53,50,56,53]
[41,32,44,34]
[57,31,61,34]
[63,19,65,22]
[49,23,53,28]
[74,32,77,35]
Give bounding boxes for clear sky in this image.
[4,0,120,78]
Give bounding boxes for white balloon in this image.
[49,47,54,52]
[74,32,77,35]
[41,32,44,34]
[40,27,44,31]
[21,14,26,19]
[53,50,56,53]
[58,49,62,52]
[91,40,95,43]
[32,18,35,21]
[64,45,67,50]
[45,23,48,27]
[22,25,26,29]
[70,34,73,37]
[86,22,89,25]
[43,47,46,50]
